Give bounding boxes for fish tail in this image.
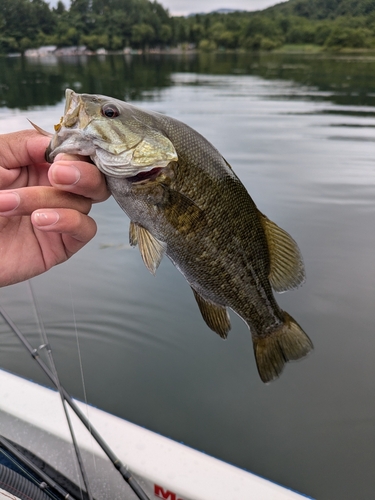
[253,312,313,383]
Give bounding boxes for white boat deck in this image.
[0,369,312,500]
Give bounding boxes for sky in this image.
[48,0,284,16]
[147,0,284,16]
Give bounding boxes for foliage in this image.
[267,0,375,19]
[2,0,375,54]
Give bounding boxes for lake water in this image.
[1,52,375,499]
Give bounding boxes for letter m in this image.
[154,484,176,500]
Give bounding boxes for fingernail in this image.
[51,164,80,186]
[55,153,80,162]
[0,192,20,213]
[32,210,60,227]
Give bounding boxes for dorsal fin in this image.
[28,119,53,138]
[258,212,305,293]
[191,288,231,339]
[129,222,166,275]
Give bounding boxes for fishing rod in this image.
[28,280,93,500]
[0,304,150,500]
[0,435,75,499]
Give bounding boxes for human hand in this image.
[0,129,110,286]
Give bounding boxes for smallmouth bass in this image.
[45,89,313,383]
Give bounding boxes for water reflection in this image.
[0,54,174,108]
[2,52,375,109]
[1,53,375,500]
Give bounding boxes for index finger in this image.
[49,154,110,203]
[0,130,50,169]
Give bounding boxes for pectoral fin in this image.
[128,180,206,236]
[162,189,206,236]
[129,222,166,275]
[259,212,305,293]
[191,288,231,339]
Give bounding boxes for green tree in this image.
[3,0,375,55]
[131,23,155,48]
[53,1,66,15]
[160,24,172,45]
[0,36,18,53]
[217,30,238,49]
[199,39,217,51]
[286,19,317,44]
[29,0,55,35]
[241,15,283,39]
[314,22,332,45]
[70,0,91,15]
[325,26,372,48]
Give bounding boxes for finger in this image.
[0,186,92,217]
[31,208,97,257]
[0,166,22,190]
[49,154,110,203]
[0,130,50,169]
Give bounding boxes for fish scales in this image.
[120,111,282,330]
[45,89,313,383]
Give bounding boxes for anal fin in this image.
[129,222,166,275]
[191,288,231,339]
[129,221,138,247]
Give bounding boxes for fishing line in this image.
[0,302,150,500]
[27,280,93,500]
[69,282,98,474]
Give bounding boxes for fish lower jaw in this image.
[48,130,97,160]
[95,161,167,180]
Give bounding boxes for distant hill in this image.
[267,0,375,19]
[213,9,245,14]
[187,8,245,17]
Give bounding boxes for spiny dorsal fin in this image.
[259,212,305,293]
[129,222,166,275]
[222,156,233,171]
[191,288,231,339]
[28,119,53,138]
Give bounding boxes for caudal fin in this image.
[253,312,313,383]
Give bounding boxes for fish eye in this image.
[102,103,120,118]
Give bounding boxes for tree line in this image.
[2,0,375,54]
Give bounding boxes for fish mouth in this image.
[64,88,75,115]
[52,89,91,133]
[63,89,91,129]
[126,167,164,183]
[47,89,179,177]
[46,89,95,162]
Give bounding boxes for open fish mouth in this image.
[54,89,91,131]
[64,88,76,115]
[126,167,164,183]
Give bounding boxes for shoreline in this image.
[5,45,375,59]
